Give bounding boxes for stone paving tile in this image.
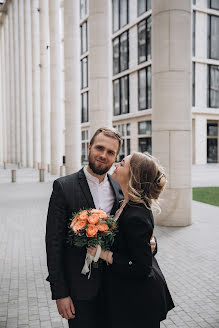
[0,166,219,328]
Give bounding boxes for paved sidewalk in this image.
[0,165,219,328]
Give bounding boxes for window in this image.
[81,130,89,164]
[138,16,151,63]
[208,15,219,60]
[113,31,129,75]
[81,57,88,89]
[193,0,196,4]
[80,21,87,55]
[81,92,88,123]
[207,122,218,163]
[137,0,151,16]
[138,66,151,110]
[208,65,219,108]
[80,0,88,20]
[192,62,195,107]
[192,11,196,57]
[113,75,129,115]
[113,123,131,161]
[209,0,219,10]
[112,0,129,33]
[138,120,152,154]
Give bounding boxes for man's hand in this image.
[56,297,75,320]
[150,233,156,254]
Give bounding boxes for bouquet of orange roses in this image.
[68,209,117,278]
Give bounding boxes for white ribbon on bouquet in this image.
[81,245,101,279]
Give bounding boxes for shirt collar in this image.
[83,166,109,185]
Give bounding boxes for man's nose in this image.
[100,151,107,158]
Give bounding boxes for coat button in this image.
[128,261,132,265]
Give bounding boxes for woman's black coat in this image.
[105,201,174,327]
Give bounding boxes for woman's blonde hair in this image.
[127,152,166,212]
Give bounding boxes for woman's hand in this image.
[87,246,113,264]
[87,246,98,257]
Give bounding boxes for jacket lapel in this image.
[78,168,95,209]
[108,174,124,215]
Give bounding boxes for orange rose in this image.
[78,211,89,221]
[72,220,87,233]
[96,223,109,233]
[90,209,108,220]
[86,224,98,237]
[87,214,99,225]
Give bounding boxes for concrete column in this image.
[89,0,112,136]
[152,0,192,226]
[24,0,33,167]
[39,0,51,170]
[5,15,11,163]
[31,0,41,168]
[1,21,7,163]
[49,0,63,175]
[18,0,27,167]
[194,116,207,164]
[9,3,16,163]
[64,0,81,174]
[13,0,21,164]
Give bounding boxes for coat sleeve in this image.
[111,209,153,278]
[45,179,70,300]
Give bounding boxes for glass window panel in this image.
[80,0,88,20]
[193,0,196,4]
[81,22,87,55]
[138,121,152,135]
[207,138,218,163]
[138,0,146,16]
[138,137,152,154]
[192,62,195,106]
[121,75,129,114]
[138,68,146,110]
[119,142,125,161]
[210,0,219,10]
[112,0,119,32]
[120,0,128,29]
[113,37,120,75]
[120,31,129,72]
[81,92,88,123]
[147,65,152,109]
[138,20,146,63]
[82,131,86,140]
[81,57,88,89]
[207,123,218,136]
[82,143,86,163]
[147,0,151,10]
[113,79,120,115]
[192,11,196,57]
[126,123,130,136]
[126,138,130,155]
[209,65,219,108]
[146,16,151,60]
[210,16,219,60]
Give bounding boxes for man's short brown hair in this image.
[89,127,122,155]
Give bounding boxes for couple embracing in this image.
[46,127,174,328]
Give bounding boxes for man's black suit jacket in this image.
[46,168,123,301]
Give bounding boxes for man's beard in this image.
[88,154,110,175]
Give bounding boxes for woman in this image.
[88,152,174,328]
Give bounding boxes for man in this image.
[46,127,156,328]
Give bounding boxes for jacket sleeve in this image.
[111,210,153,278]
[45,179,70,300]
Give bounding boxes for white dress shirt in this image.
[83,167,115,215]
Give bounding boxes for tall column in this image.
[24,0,33,167]
[64,0,81,174]
[9,3,16,163]
[88,0,112,137]
[49,0,63,175]
[39,0,51,170]
[152,0,192,226]
[13,0,21,164]
[31,0,41,168]
[0,29,3,164]
[5,15,11,163]
[19,0,27,167]
[1,20,7,163]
